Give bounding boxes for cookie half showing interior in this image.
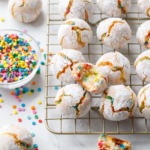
[72,63,108,95]
[98,134,131,150]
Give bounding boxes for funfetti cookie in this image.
[138,0,150,17]
[71,63,108,95]
[134,50,150,83]
[50,49,86,82]
[55,84,92,118]
[0,124,33,150]
[96,51,130,85]
[136,21,150,49]
[100,85,137,121]
[97,18,131,50]
[58,18,92,50]
[97,0,131,17]
[138,84,150,119]
[59,0,93,21]
[98,134,131,150]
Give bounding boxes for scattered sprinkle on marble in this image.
[27,116,32,120]
[18,118,22,122]
[31,133,35,137]
[0,98,4,103]
[38,100,42,105]
[54,86,59,90]
[37,88,42,92]
[32,121,36,125]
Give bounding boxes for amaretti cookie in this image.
[0,124,33,150]
[98,134,131,150]
[96,51,130,85]
[50,49,85,82]
[58,18,92,50]
[100,85,137,121]
[138,0,150,17]
[59,0,93,21]
[71,63,108,95]
[138,84,150,119]
[136,21,150,49]
[97,18,131,50]
[134,50,150,83]
[55,84,92,118]
[8,0,42,23]
[97,0,131,17]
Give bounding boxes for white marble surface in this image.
[0,0,150,150]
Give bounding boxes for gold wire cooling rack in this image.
[45,0,150,134]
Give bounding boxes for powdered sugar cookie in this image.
[55,84,92,118]
[58,18,92,50]
[100,85,137,121]
[134,50,150,83]
[98,134,131,150]
[71,63,108,95]
[138,84,150,119]
[97,18,131,50]
[138,0,150,17]
[0,124,33,150]
[97,0,131,17]
[50,49,86,82]
[59,0,93,21]
[8,0,42,23]
[136,21,150,49]
[96,51,130,85]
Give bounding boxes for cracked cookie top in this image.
[96,51,130,85]
[55,84,92,118]
[97,18,131,50]
[134,50,150,83]
[100,85,137,121]
[58,18,92,50]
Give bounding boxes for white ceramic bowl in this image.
[0,29,41,89]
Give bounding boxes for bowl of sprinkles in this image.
[0,29,41,89]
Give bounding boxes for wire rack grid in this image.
[45,0,150,135]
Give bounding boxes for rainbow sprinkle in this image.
[0,34,37,83]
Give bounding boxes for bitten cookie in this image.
[136,21,150,49]
[97,0,131,17]
[58,18,92,50]
[97,18,131,50]
[100,85,137,121]
[59,0,93,21]
[50,49,85,82]
[134,50,150,83]
[8,0,42,23]
[96,51,130,85]
[138,84,150,119]
[138,0,150,17]
[55,84,92,118]
[0,124,33,150]
[98,134,131,150]
[71,63,108,95]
